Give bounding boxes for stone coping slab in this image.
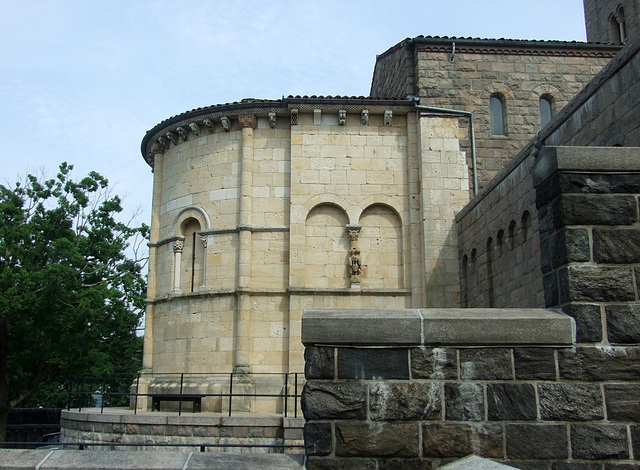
[0,449,304,470]
[533,146,640,188]
[440,455,517,469]
[302,308,575,346]
[61,409,288,426]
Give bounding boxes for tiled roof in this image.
[376,35,622,59]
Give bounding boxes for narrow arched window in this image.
[609,6,627,44]
[609,14,622,43]
[180,218,202,292]
[490,95,506,135]
[617,6,627,43]
[539,97,553,128]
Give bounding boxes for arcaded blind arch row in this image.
[304,202,403,289]
[461,209,537,308]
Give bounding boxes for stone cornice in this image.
[415,41,621,58]
[141,97,416,166]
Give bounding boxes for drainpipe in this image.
[410,98,478,195]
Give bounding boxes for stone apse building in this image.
[138,0,635,414]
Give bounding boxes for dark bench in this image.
[151,394,203,412]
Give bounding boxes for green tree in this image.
[0,163,148,441]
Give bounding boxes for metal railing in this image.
[66,371,303,417]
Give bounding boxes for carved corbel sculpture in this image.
[220,116,231,131]
[338,110,346,126]
[150,141,165,155]
[346,224,362,243]
[157,136,170,149]
[176,126,188,141]
[166,131,178,146]
[189,122,200,137]
[203,118,214,133]
[291,109,299,126]
[269,112,277,129]
[361,109,369,126]
[384,110,393,126]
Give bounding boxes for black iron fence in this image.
[66,371,303,417]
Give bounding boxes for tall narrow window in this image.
[539,97,553,128]
[180,218,202,293]
[617,6,627,43]
[610,14,622,43]
[490,95,505,135]
[609,7,627,43]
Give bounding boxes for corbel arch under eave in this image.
[172,205,211,236]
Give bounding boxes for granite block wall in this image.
[533,146,640,346]
[546,36,640,149]
[301,309,640,469]
[456,151,543,309]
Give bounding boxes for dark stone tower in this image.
[584,0,639,43]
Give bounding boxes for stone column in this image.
[172,239,184,294]
[142,144,164,372]
[199,234,208,292]
[235,114,256,373]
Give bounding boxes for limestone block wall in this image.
[141,98,472,378]
[300,309,640,469]
[371,38,618,187]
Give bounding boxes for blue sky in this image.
[1,0,588,231]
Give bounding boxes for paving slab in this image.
[188,452,304,469]
[0,449,53,470]
[0,449,304,470]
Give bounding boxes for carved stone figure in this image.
[349,247,362,283]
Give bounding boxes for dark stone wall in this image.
[457,152,544,309]
[369,41,415,99]
[584,0,640,44]
[534,147,640,345]
[547,35,640,148]
[302,343,640,469]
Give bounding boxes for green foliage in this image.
[0,163,148,432]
